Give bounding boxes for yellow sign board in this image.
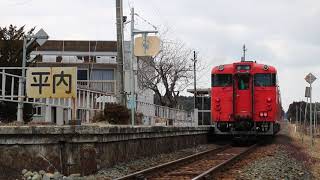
[26,67,77,98]
[134,36,160,57]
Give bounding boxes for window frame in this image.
[254,73,276,87]
[211,74,233,87]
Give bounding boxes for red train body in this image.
[211,61,281,135]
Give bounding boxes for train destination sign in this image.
[305,73,317,84]
[26,67,77,98]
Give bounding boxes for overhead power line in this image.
[134,13,158,30]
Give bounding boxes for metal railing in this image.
[0,68,24,103]
[0,67,116,123]
[135,101,196,126]
[0,67,196,126]
[77,80,116,94]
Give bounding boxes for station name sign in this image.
[26,67,77,98]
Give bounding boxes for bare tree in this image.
[0,25,35,122]
[137,37,195,108]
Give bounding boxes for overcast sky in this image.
[1,0,320,110]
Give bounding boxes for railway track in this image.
[115,144,257,180]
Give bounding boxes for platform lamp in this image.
[17,29,49,122]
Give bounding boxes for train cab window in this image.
[238,75,250,90]
[212,74,232,87]
[254,73,276,87]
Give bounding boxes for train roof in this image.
[211,60,277,74]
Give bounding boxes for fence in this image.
[136,101,197,126]
[77,80,116,94]
[0,67,197,126]
[0,67,113,124]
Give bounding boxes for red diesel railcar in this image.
[211,60,281,135]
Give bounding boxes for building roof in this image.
[211,60,277,74]
[35,40,117,52]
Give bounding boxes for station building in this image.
[30,40,154,124]
[187,88,211,125]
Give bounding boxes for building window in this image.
[42,55,57,62]
[33,106,42,115]
[91,69,114,80]
[78,70,88,80]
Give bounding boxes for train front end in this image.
[211,61,281,136]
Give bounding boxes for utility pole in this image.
[296,105,298,126]
[17,38,27,122]
[129,7,158,126]
[304,73,316,146]
[299,102,302,142]
[192,51,197,109]
[314,102,317,135]
[116,0,126,106]
[310,84,313,146]
[299,102,302,127]
[316,103,318,133]
[130,7,135,126]
[304,98,308,129]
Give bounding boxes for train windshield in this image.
[254,73,276,87]
[237,74,250,90]
[212,74,232,87]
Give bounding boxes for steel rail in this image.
[192,144,258,180]
[115,145,230,180]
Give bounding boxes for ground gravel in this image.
[213,121,314,180]
[238,145,312,180]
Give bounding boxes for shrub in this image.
[92,103,144,125]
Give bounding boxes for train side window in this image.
[212,74,232,87]
[238,75,250,90]
[254,73,276,87]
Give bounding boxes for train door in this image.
[235,74,252,118]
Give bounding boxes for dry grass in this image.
[287,123,320,179]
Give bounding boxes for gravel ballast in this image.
[214,122,314,180]
[238,144,312,180]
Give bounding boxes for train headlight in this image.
[263,112,268,117]
[259,112,264,117]
[260,112,268,117]
[267,98,272,102]
[218,65,224,71]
